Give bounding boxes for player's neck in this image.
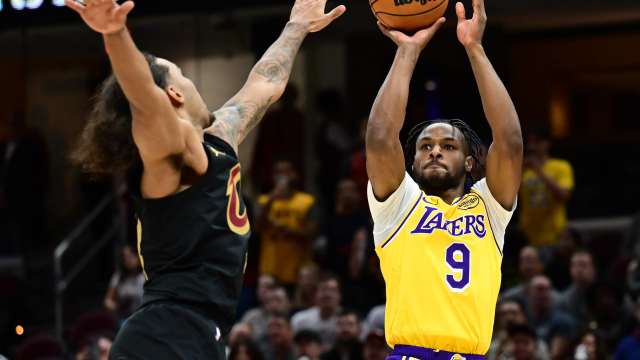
[423,184,466,205]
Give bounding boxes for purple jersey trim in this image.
[381,194,423,249]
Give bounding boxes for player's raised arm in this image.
[207,0,346,153]
[366,19,445,200]
[456,0,523,209]
[65,0,187,162]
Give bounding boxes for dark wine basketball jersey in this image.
[129,133,250,335]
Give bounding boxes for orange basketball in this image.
[369,0,449,33]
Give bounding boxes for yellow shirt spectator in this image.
[519,158,574,246]
[257,191,316,284]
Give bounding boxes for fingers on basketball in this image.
[370,0,449,33]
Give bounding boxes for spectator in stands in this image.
[487,300,550,360]
[229,322,254,348]
[502,246,545,305]
[586,282,634,351]
[242,275,277,338]
[557,251,597,328]
[526,275,575,344]
[362,327,389,360]
[243,285,291,341]
[14,334,64,360]
[75,335,112,360]
[321,178,370,310]
[257,274,277,310]
[292,265,319,313]
[294,330,323,360]
[363,305,384,339]
[251,84,305,194]
[347,117,368,208]
[502,324,540,360]
[257,160,317,288]
[259,314,295,360]
[546,226,582,291]
[291,275,342,350]
[519,127,574,257]
[314,89,353,216]
[230,338,265,360]
[68,311,117,359]
[322,309,363,360]
[104,244,145,322]
[613,296,640,360]
[574,330,607,360]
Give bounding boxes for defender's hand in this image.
[456,0,486,49]
[65,0,135,35]
[290,0,346,33]
[377,18,446,52]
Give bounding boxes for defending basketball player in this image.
[64,0,344,358]
[366,0,522,359]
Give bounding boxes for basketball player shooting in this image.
[63,0,344,359]
[366,0,522,359]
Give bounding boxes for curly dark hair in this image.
[404,119,485,192]
[71,53,169,177]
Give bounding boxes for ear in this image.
[465,155,474,173]
[165,85,185,107]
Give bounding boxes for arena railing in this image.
[53,184,126,342]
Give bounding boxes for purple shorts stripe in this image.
[387,345,485,360]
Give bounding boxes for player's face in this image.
[413,123,472,193]
[156,58,211,129]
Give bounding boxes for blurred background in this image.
[1,0,640,359]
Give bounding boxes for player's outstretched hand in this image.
[290,0,347,33]
[456,0,486,49]
[65,0,135,35]
[377,18,446,52]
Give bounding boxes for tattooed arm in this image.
[207,0,345,153]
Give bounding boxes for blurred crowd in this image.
[2,87,640,360]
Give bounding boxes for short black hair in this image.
[338,308,361,321]
[507,323,537,340]
[294,329,322,344]
[404,119,485,189]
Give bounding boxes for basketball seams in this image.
[373,0,447,17]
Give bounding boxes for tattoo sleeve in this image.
[252,21,307,84]
[209,21,308,150]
